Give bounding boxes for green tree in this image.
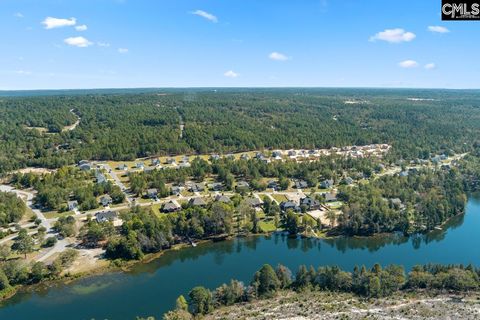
[0,244,11,261]
[188,286,213,315]
[175,295,188,311]
[252,264,281,297]
[13,229,35,258]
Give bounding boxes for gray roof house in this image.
[96,172,107,184]
[323,192,337,202]
[188,183,205,193]
[100,195,112,207]
[79,163,92,171]
[295,180,308,189]
[147,188,158,199]
[171,186,181,196]
[245,197,263,208]
[214,195,231,203]
[95,211,118,223]
[280,201,301,212]
[162,201,181,213]
[300,197,321,210]
[320,179,334,189]
[236,181,250,189]
[68,200,78,211]
[189,197,208,207]
[208,182,224,191]
[117,164,128,171]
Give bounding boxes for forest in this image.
[163,262,480,319]
[0,192,26,227]
[1,88,480,175]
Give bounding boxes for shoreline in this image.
[0,210,467,304]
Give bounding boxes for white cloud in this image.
[428,26,450,33]
[118,48,129,54]
[42,17,77,29]
[14,12,24,18]
[75,24,88,31]
[64,36,92,47]
[191,10,218,23]
[424,63,436,70]
[398,60,419,68]
[369,28,416,43]
[97,42,110,47]
[224,70,239,78]
[269,52,289,61]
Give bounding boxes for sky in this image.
[1,0,479,90]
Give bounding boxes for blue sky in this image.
[1,0,479,90]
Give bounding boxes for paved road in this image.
[98,163,132,204]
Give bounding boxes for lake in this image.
[1,195,480,320]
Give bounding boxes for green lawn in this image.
[272,194,287,203]
[44,211,74,219]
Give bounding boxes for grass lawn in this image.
[272,194,287,203]
[259,220,277,232]
[44,211,74,219]
[151,203,162,216]
[326,201,344,209]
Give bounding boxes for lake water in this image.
[1,195,480,320]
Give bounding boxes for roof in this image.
[147,188,158,194]
[295,180,308,189]
[189,197,207,206]
[324,193,337,202]
[300,197,320,207]
[245,197,263,207]
[68,200,78,206]
[237,181,250,188]
[215,195,231,203]
[96,211,117,222]
[163,201,181,212]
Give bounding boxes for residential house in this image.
[68,200,78,211]
[189,197,207,207]
[399,171,409,177]
[147,188,158,199]
[171,186,182,196]
[95,171,107,184]
[295,179,308,189]
[245,197,263,208]
[151,158,160,166]
[136,162,145,169]
[323,192,337,202]
[100,195,112,207]
[240,154,250,160]
[236,181,250,190]
[320,179,334,189]
[300,197,321,210]
[214,195,231,204]
[117,164,128,171]
[210,154,221,161]
[188,182,205,193]
[280,201,301,213]
[79,163,92,171]
[208,182,224,191]
[95,211,118,223]
[162,201,181,213]
[267,180,279,190]
[344,177,354,185]
[166,158,177,165]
